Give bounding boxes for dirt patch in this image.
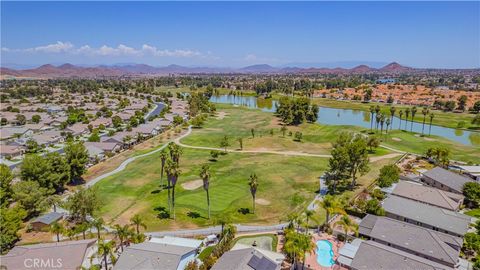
[181,179,203,190]
[216,111,228,120]
[423,137,436,141]
[255,198,271,205]
[392,137,402,141]
[370,153,402,162]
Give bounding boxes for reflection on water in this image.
[210,95,479,146]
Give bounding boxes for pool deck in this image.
[305,233,344,270]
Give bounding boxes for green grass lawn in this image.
[233,234,278,251]
[309,98,478,130]
[96,147,330,231]
[465,208,480,218]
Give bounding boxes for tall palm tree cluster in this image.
[369,104,435,136]
[159,142,261,221]
[49,214,148,270]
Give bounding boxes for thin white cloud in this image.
[243,53,280,63]
[2,41,205,58]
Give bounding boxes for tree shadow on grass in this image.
[187,211,206,219]
[151,189,162,194]
[238,208,251,215]
[154,206,170,219]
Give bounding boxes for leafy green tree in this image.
[463,182,480,208]
[64,141,89,182]
[0,205,27,251]
[15,114,26,125]
[463,232,480,257]
[111,115,122,128]
[294,131,303,142]
[472,101,480,113]
[220,135,230,153]
[425,147,450,167]
[25,139,40,154]
[0,164,14,206]
[12,181,49,217]
[64,187,101,222]
[280,125,288,137]
[130,214,147,234]
[200,164,212,219]
[366,135,380,152]
[248,173,258,214]
[88,130,100,142]
[365,198,385,215]
[376,164,400,188]
[458,95,468,111]
[209,150,220,161]
[45,152,71,192]
[237,137,243,150]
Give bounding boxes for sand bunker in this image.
[216,111,228,120]
[181,179,203,190]
[255,198,271,205]
[423,137,436,141]
[392,137,402,142]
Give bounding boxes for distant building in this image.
[31,212,63,231]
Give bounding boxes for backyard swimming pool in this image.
[316,240,335,267]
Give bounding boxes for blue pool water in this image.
[316,240,335,267]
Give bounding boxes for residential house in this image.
[358,215,461,268]
[391,181,464,211]
[340,240,452,270]
[31,212,64,231]
[0,145,25,159]
[113,241,198,270]
[89,117,112,129]
[421,167,473,194]
[382,195,471,237]
[65,123,89,137]
[132,123,160,138]
[84,142,121,154]
[0,127,33,142]
[0,239,97,270]
[452,165,480,181]
[85,145,105,163]
[211,243,285,270]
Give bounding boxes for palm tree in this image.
[398,110,403,129]
[410,106,417,131]
[385,118,391,135]
[404,108,410,130]
[421,107,429,135]
[304,210,314,233]
[168,142,183,164]
[389,106,396,130]
[76,222,89,240]
[97,240,116,270]
[369,105,375,131]
[159,149,167,187]
[334,215,359,242]
[50,221,64,242]
[90,217,105,240]
[317,195,345,229]
[380,114,385,134]
[375,113,381,131]
[130,214,147,234]
[200,164,211,219]
[248,173,258,214]
[429,113,435,136]
[165,159,180,219]
[114,224,133,252]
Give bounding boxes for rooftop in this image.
[392,181,463,210]
[422,167,473,193]
[382,196,471,236]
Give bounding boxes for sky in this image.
[1,1,479,68]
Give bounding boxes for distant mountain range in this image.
[0,62,475,78]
